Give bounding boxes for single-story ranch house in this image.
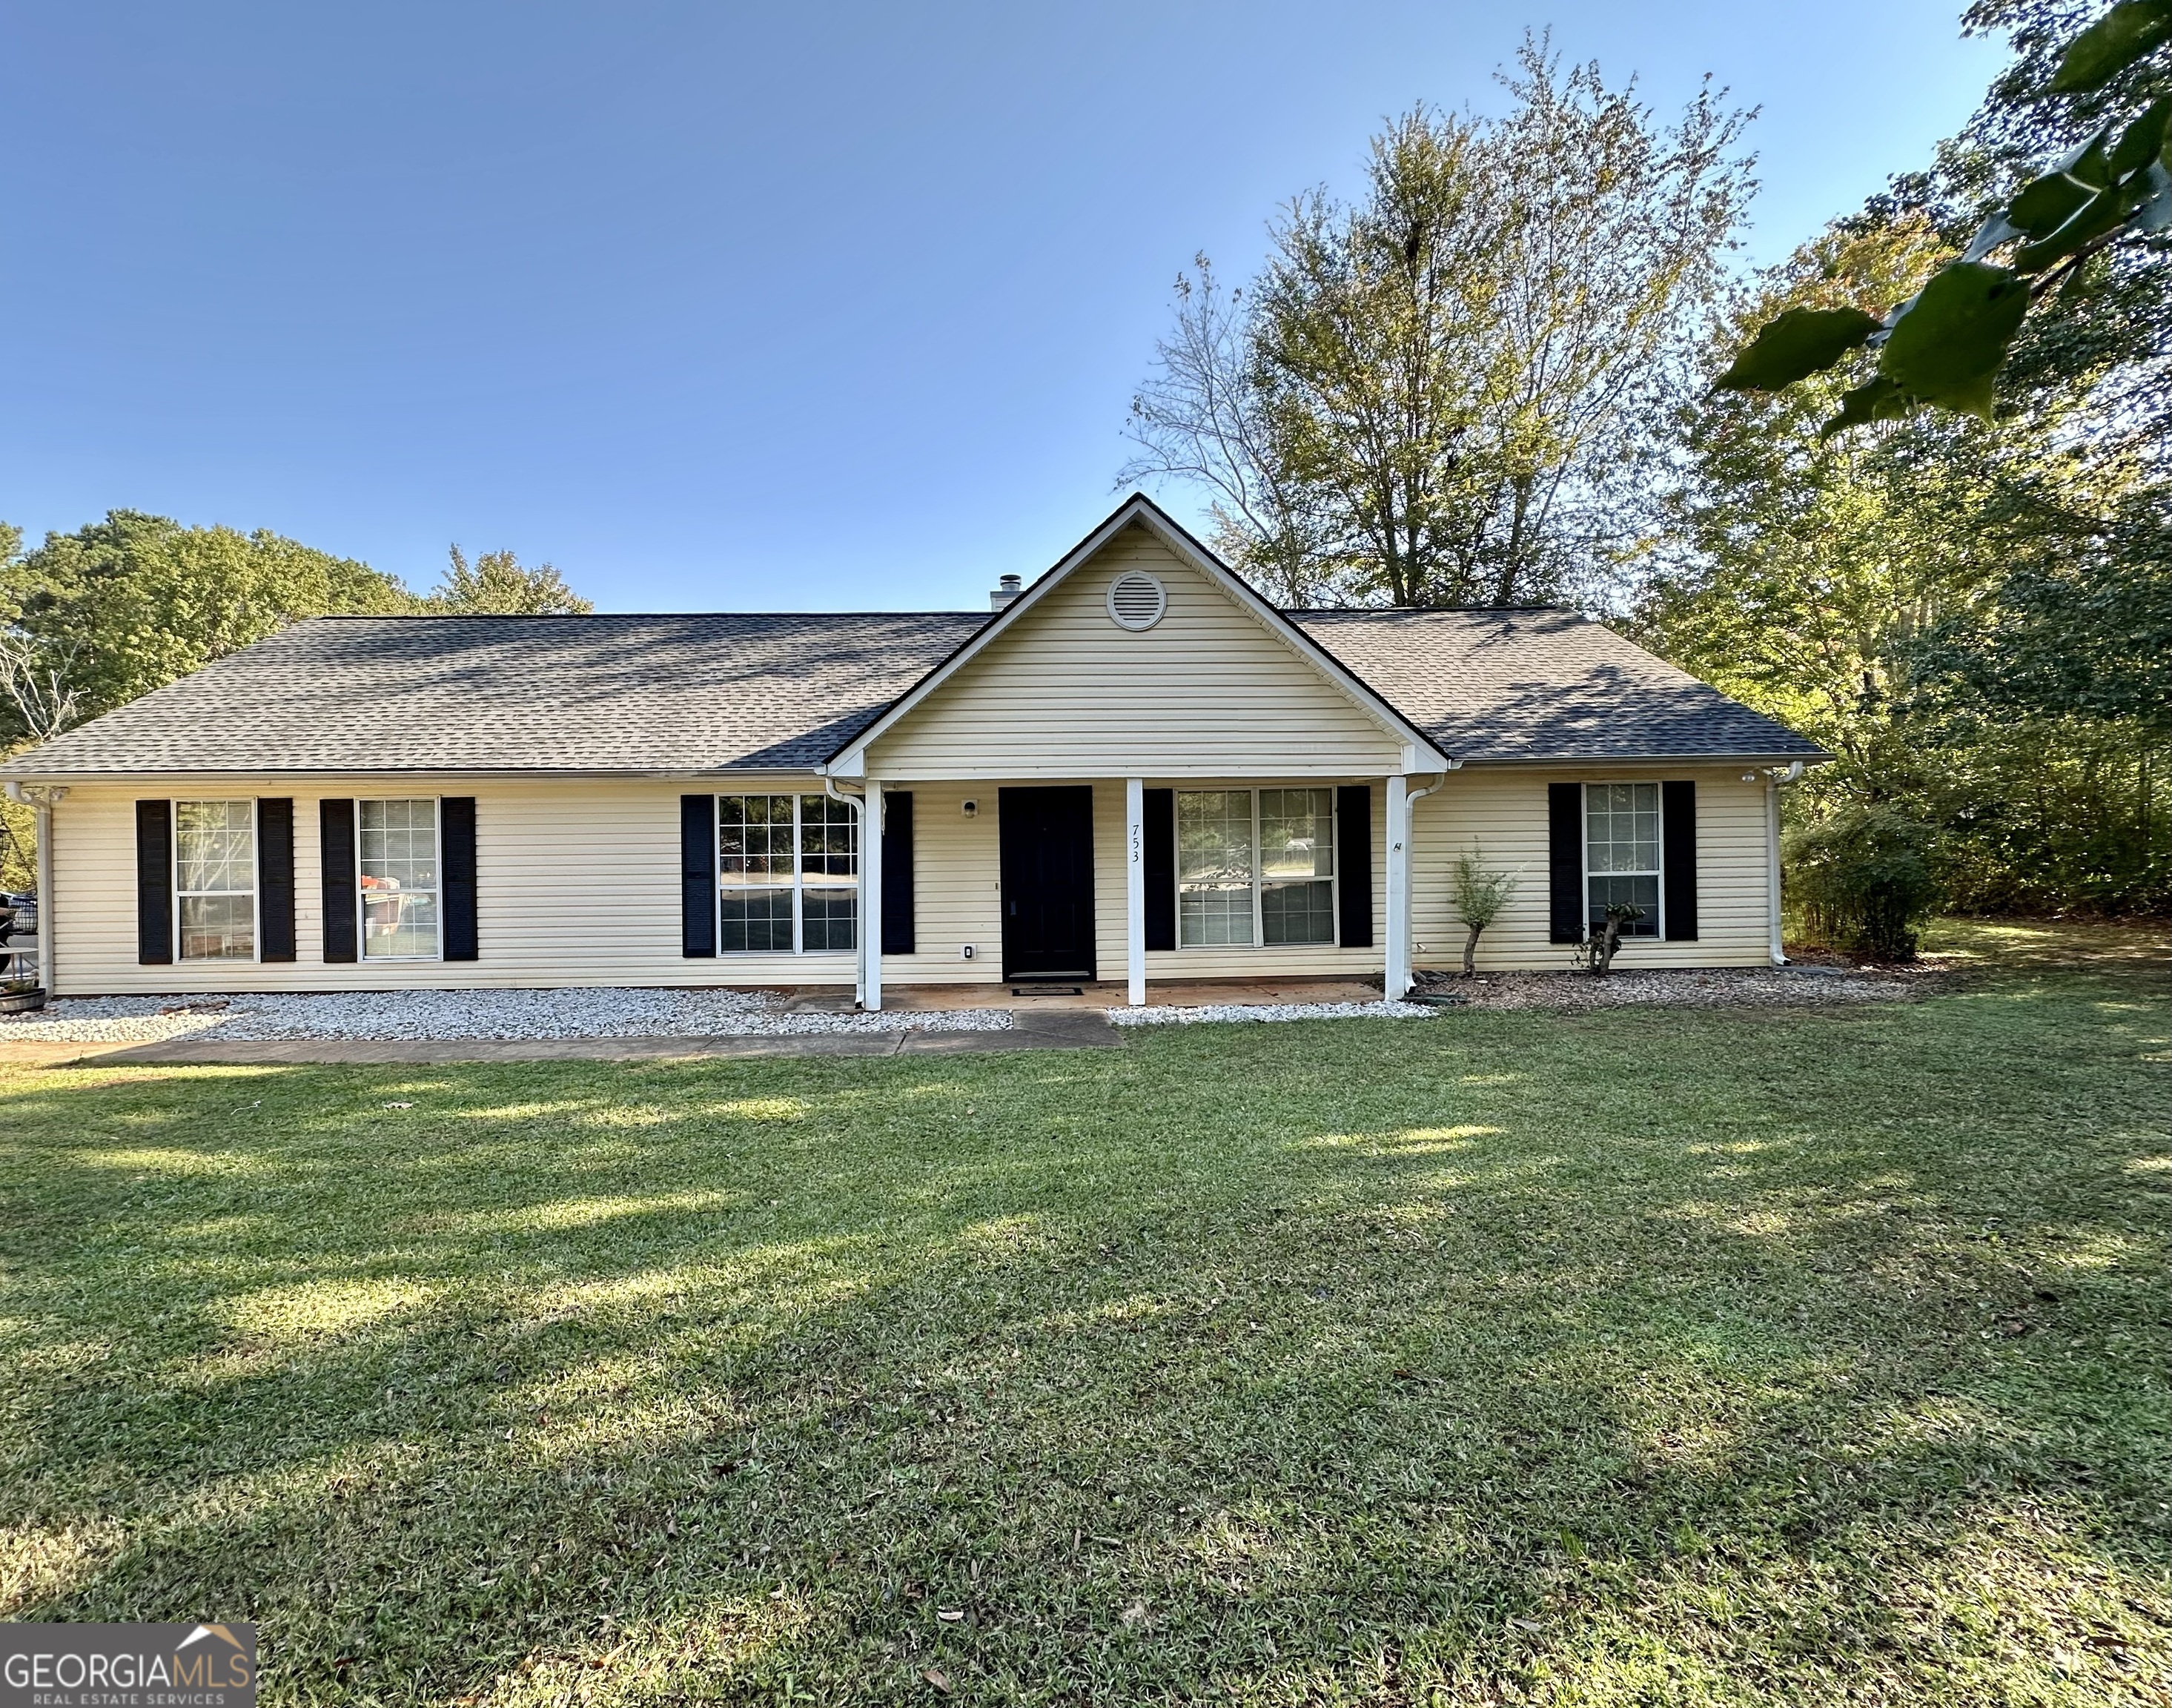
[3,495,1824,1006]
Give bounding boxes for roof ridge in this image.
[1285,603,1577,615]
[295,610,993,622]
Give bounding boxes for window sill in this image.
[715,950,859,959]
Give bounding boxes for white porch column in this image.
[1766,775,1785,966]
[861,781,884,1011]
[1125,776,1146,1006]
[7,784,64,996]
[1384,775,1411,999]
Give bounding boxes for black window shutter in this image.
[1662,780,1698,941]
[1548,782,1585,944]
[135,799,173,965]
[681,795,716,958]
[257,798,296,961]
[880,790,916,955]
[319,799,357,963]
[442,797,478,960]
[1336,784,1374,948]
[1143,788,1175,951]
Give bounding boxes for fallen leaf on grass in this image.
[924,1668,950,1692]
[937,1609,964,1622]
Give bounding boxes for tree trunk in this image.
[1462,922,1482,976]
[1590,914,1624,976]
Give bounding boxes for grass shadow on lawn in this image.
[1,962,2168,1704]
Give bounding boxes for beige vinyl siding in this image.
[1410,766,1773,972]
[874,780,999,986]
[43,765,1778,996]
[866,525,1406,780]
[47,775,857,996]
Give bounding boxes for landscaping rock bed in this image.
[0,987,1016,1045]
[1411,962,1923,1010]
[1110,999,1439,1026]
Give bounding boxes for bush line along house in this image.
[1,496,1824,1005]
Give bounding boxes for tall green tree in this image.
[1898,0,2172,738]
[1643,202,2168,913]
[0,512,417,741]
[1122,40,1752,607]
[428,545,593,615]
[1640,219,1995,798]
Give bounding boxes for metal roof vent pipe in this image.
[990,574,1022,612]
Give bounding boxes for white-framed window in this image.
[1176,787,1337,949]
[359,798,443,959]
[717,794,858,954]
[174,798,256,961]
[1584,782,1663,938]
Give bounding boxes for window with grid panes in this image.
[174,799,256,960]
[1177,788,1337,948]
[358,798,442,958]
[717,795,858,952]
[1584,782,1662,936]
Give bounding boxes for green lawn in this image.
[2,928,2167,1705]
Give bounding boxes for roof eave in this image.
[1447,749,1832,769]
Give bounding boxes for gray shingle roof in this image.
[2,613,991,775]
[1287,607,1827,763]
[3,603,1823,776]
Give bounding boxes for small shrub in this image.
[1450,847,1519,976]
[1785,805,1940,961]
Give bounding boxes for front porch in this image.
[843,775,1434,1012]
[796,974,1391,1015]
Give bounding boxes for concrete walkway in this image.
[2,1010,1123,1068]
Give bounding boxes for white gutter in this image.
[822,775,871,1006]
[1403,772,1448,984]
[1383,771,1451,999]
[1762,761,1805,965]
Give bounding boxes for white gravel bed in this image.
[1411,964,1922,1010]
[1109,999,1440,1025]
[0,987,1016,1044]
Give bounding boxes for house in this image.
[1,495,1824,1005]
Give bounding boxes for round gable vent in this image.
[1106,570,1167,632]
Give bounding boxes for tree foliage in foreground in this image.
[1122,39,1752,607]
[1719,0,2172,432]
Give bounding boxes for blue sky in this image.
[1,2,2005,612]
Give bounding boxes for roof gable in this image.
[830,495,1448,778]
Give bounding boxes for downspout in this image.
[1393,769,1452,995]
[1764,761,1804,966]
[823,775,869,1006]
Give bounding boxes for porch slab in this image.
[878,977,1386,1013]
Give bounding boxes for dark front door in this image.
[999,786,1096,981]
